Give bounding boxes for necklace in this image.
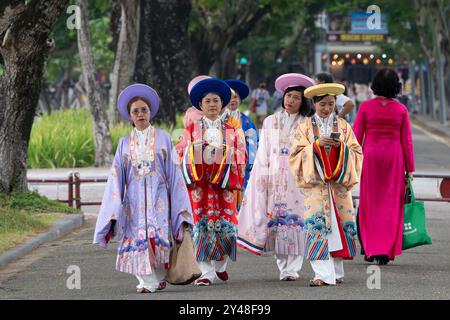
[279,110,300,148]
[131,126,156,176]
[314,114,333,136]
[273,111,301,207]
[203,117,222,148]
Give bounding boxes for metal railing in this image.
[27,172,450,209]
[28,172,106,209]
[408,173,450,202]
[352,172,450,202]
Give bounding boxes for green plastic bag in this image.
[402,178,432,250]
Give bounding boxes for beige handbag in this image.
[165,228,201,285]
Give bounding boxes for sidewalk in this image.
[412,114,450,145]
[27,167,110,179]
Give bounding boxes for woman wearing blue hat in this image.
[176,78,247,286]
[221,79,259,194]
[93,84,194,293]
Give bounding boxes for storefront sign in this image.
[327,33,387,42]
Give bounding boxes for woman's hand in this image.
[407,172,414,181]
[176,222,192,243]
[318,136,340,148]
[182,221,192,232]
[192,141,203,164]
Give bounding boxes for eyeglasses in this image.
[130,107,150,116]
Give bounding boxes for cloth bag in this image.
[165,229,201,285]
[402,177,432,250]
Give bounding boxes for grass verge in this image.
[0,190,78,254]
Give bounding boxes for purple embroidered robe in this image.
[93,128,193,275]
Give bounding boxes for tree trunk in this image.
[217,47,237,79]
[190,1,271,75]
[414,1,436,65]
[109,0,122,55]
[135,0,193,125]
[38,81,52,115]
[429,6,447,124]
[134,0,153,85]
[415,1,439,118]
[0,0,68,193]
[434,0,450,121]
[418,60,427,115]
[109,0,140,126]
[61,67,70,109]
[190,30,216,75]
[427,61,436,119]
[76,0,113,167]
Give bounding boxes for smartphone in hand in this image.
[330,132,341,141]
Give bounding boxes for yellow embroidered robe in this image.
[288,116,363,260]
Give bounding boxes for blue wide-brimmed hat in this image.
[117,84,160,122]
[225,79,250,100]
[189,78,231,110]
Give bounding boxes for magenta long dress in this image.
[353,97,415,260]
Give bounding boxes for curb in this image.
[0,213,85,267]
[412,115,450,141]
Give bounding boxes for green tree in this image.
[236,0,325,88]
[43,0,114,112]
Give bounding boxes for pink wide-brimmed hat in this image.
[187,75,211,94]
[117,84,160,122]
[275,73,315,93]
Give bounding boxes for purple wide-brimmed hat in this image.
[275,73,315,93]
[117,84,160,122]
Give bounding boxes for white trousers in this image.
[198,258,229,283]
[135,266,166,292]
[310,257,344,285]
[310,187,345,285]
[275,254,304,280]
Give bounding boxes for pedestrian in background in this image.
[93,84,194,294]
[271,89,283,114]
[353,68,415,265]
[251,82,271,128]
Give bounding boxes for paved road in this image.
[1,122,449,300]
